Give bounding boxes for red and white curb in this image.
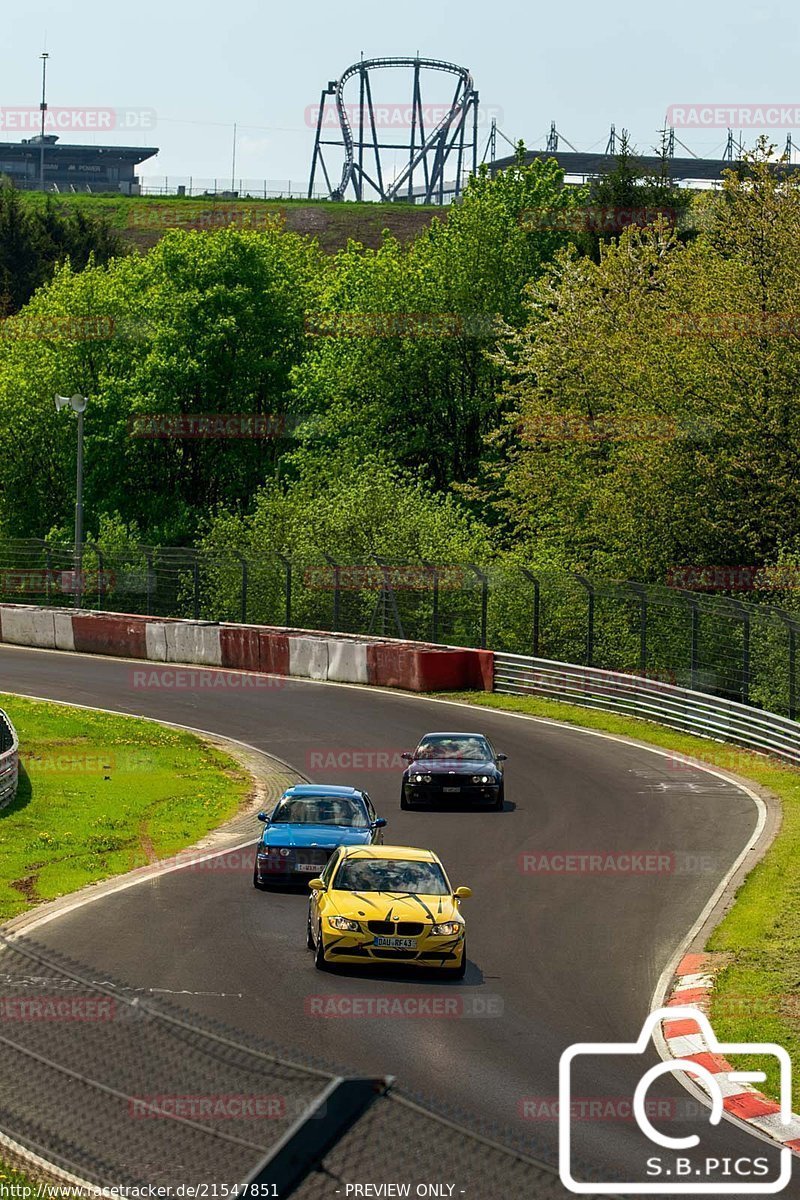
[663,952,800,1154]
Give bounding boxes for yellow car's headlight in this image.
[431,921,461,936]
[329,916,360,933]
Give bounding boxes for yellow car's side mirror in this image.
[308,878,325,891]
[454,886,472,899]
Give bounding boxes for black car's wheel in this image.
[400,791,412,810]
[306,913,315,950]
[313,930,330,971]
[493,782,505,811]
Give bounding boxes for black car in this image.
[400,731,507,810]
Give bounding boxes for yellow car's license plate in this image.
[374,937,416,950]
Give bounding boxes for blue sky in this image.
[4,0,797,188]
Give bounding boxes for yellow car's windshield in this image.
[334,858,450,895]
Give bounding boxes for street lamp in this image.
[55,394,87,607]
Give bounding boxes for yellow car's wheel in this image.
[314,929,330,971]
[443,940,467,980]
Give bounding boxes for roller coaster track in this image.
[308,57,480,203]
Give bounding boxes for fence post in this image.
[95,545,104,610]
[777,612,797,720]
[45,547,52,606]
[627,582,647,676]
[323,554,341,631]
[467,564,488,649]
[687,596,699,690]
[277,553,292,625]
[146,552,154,616]
[730,600,750,704]
[239,557,248,624]
[520,569,540,656]
[423,561,440,643]
[192,557,200,620]
[574,575,595,667]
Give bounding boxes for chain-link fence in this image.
[0,933,574,1198]
[0,542,798,717]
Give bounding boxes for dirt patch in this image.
[10,875,38,902]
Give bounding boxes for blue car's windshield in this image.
[415,735,491,762]
[334,858,449,895]
[271,796,369,827]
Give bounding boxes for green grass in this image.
[0,693,249,922]
[14,191,443,254]
[444,690,800,1109]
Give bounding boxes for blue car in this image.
[253,784,388,889]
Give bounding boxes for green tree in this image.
[0,184,124,314]
[290,153,582,491]
[0,222,324,542]
[486,145,800,580]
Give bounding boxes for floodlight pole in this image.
[39,52,49,191]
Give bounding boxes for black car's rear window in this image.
[333,858,449,895]
[415,735,491,762]
[271,796,369,827]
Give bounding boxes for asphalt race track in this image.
[1,643,794,1195]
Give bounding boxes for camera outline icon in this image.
[559,1005,793,1194]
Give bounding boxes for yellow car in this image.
[306,844,471,978]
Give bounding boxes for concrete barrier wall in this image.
[0,605,491,692]
[289,636,329,681]
[145,623,168,662]
[0,605,57,649]
[72,614,148,659]
[327,639,369,684]
[164,622,223,667]
[220,626,261,673]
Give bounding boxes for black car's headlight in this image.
[412,773,432,783]
[329,916,360,933]
[472,774,492,784]
[431,921,461,936]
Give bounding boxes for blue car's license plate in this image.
[373,937,416,950]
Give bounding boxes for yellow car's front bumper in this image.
[320,923,465,969]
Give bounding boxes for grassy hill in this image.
[16,191,446,253]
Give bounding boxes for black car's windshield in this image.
[271,796,369,827]
[415,735,491,762]
[334,858,450,894]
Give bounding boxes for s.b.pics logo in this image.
[559,1007,793,1193]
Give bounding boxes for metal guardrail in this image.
[493,653,800,766]
[0,708,18,808]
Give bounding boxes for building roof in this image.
[0,141,158,164]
